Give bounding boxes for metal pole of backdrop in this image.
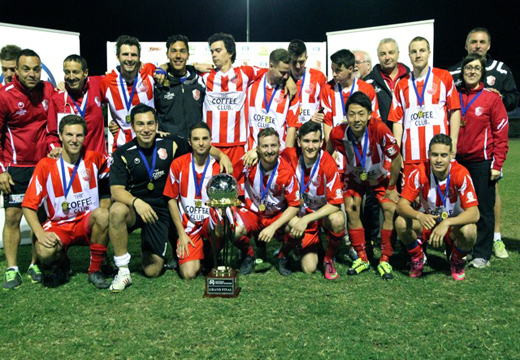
[246,0,250,42]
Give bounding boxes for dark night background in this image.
[1,0,518,88]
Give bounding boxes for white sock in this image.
[114,253,131,269]
[7,266,19,272]
[493,233,501,242]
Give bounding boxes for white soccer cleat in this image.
[109,271,132,292]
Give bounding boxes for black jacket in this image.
[154,65,205,139]
[448,54,519,111]
[364,63,410,127]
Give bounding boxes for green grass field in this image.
[1,140,519,359]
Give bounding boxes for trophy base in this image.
[204,267,241,298]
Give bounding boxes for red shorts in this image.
[298,220,321,255]
[178,218,210,265]
[217,145,245,165]
[41,213,92,250]
[422,227,452,244]
[344,177,392,203]
[402,162,426,188]
[237,208,283,235]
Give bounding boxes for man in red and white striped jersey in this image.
[0,49,56,290]
[48,55,107,156]
[280,121,345,279]
[388,36,461,179]
[232,128,300,275]
[164,122,223,280]
[328,92,401,280]
[321,49,381,173]
[101,35,155,152]
[22,115,111,288]
[201,33,267,165]
[246,49,298,152]
[286,39,328,129]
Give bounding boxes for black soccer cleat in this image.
[88,271,110,289]
[275,256,292,276]
[239,255,255,275]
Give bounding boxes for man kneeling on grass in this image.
[280,121,345,279]
[395,134,480,280]
[22,115,111,288]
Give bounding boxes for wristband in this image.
[132,198,138,209]
[387,185,396,191]
[154,67,167,75]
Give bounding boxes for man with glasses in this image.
[353,50,372,80]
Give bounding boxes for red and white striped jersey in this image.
[329,119,400,186]
[22,151,109,223]
[247,73,299,150]
[322,77,381,128]
[388,67,460,164]
[201,66,267,146]
[293,68,327,126]
[233,157,300,217]
[100,63,155,148]
[401,161,478,216]
[281,148,343,214]
[163,153,220,235]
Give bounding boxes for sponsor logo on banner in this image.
[427,83,437,95]
[487,75,496,86]
[193,89,201,101]
[157,148,167,160]
[475,107,484,116]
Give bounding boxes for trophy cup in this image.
[204,173,242,298]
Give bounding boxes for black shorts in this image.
[3,167,35,208]
[129,205,172,259]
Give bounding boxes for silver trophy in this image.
[205,173,241,297]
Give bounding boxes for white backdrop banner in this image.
[0,22,80,86]
[326,20,435,78]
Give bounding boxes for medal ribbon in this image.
[411,67,431,108]
[191,154,211,198]
[68,91,88,118]
[263,76,279,115]
[459,90,483,117]
[260,160,279,204]
[339,77,357,118]
[119,72,139,114]
[60,156,82,203]
[300,151,321,196]
[137,142,157,184]
[433,167,451,210]
[348,127,369,172]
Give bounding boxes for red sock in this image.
[348,228,367,261]
[406,240,424,261]
[452,244,469,261]
[325,229,344,261]
[89,244,107,275]
[235,236,254,257]
[380,229,394,263]
[278,234,298,258]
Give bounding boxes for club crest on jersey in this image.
[157,148,168,160]
[367,147,373,157]
[486,75,496,86]
[81,169,92,181]
[475,106,484,116]
[312,174,321,187]
[18,102,24,108]
[274,92,284,103]
[138,79,149,92]
[15,102,26,116]
[427,83,437,95]
[94,96,101,107]
[42,100,49,111]
[230,74,240,84]
[192,89,200,101]
[387,146,397,157]
[272,183,281,193]
[134,158,141,164]
[305,82,315,94]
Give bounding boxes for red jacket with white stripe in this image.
[456,83,509,171]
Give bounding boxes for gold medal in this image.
[441,211,449,220]
[195,199,202,208]
[259,203,266,212]
[147,182,154,191]
[126,114,131,123]
[62,201,69,211]
[163,79,170,87]
[460,116,466,127]
[418,110,424,118]
[360,172,368,181]
[299,198,304,206]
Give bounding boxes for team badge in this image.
[273,183,281,193]
[231,75,239,84]
[94,96,101,107]
[274,93,284,103]
[192,89,200,101]
[487,75,496,86]
[81,169,92,181]
[138,79,149,92]
[157,148,168,160]
[134,158,141,164]
[475,106,484,116]
[18,102,24,108]
[427,83,437,95]
[312,174,321,186]
[305,82,314,94]
[42,100,49,111]
[387,146,397,156]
